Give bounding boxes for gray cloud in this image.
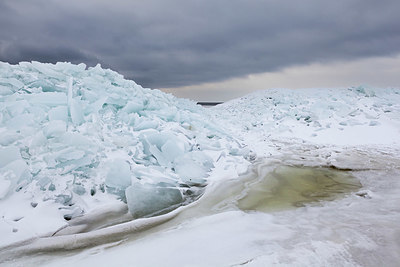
[1,0,400,88]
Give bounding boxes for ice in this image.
[0,85,13,95]
[48,106,68,121]
[0,177,11,199]
[1,61,400,266]
[134,120,159,131]
[105,160,132,193]
[212,87,400,148]
[55,149,85,162]
[58,132,94,147]
[28,92,67,107]
[122,100,144,114]
[43,120,67,138]
[161,139,185,161]
[173,155,209,185]
[0,147,31,199]
[0,146,21,167]
[0,77,24,89]
[30,131,47,147]
[0,159,30,199]
[4,159,30,182]
[6,114,35,130]
[73,184,86,195]
[27,79,63,93]
[125,183,183,218]
[70,99,85,125]
[36,176,51,190]
[132,166,178,186]
[139,130,190,166]
[0,61,232,229]
[5,100,29,116]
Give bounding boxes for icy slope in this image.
[212,87,400,156]
[0,61,246,246]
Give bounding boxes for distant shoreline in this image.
[197,102,223,106]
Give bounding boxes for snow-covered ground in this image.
[0,62,399,266]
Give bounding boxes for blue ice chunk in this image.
[161,139,185,162]
[139,131,190,166]
[73,184,86,195]
[30,131,47,147]
[43,120,66,138]
[5,100,29,117]
[28,92,67,107]
[28,106,47,122]
[189,150,214,170]
[6,114,35,130]
[49,106,68,121]
[148,144,168,166]
[122,100,144,114]
[0,146,21,170]
[173,157,208,185]
[0,132,22,146]
[37,176,51,190]
[141,131,189,152]
[81,89,99,103]
[105,160,132,192]
[55,62,87,74]
[0,77,24,89]
[55,149,85,162]
[132,166,178,186]
[30,61,66,80]
[104,95,127,108]
[135,120,159,131]
[125,183,183,218]
[2,159,31,184]
[0,85,13,95]
[0,175,12,199]
[55,191,73,205]
[28,79,63,92]
[85,97,106,114]
[59,132,94,148]
[70,99,84,125]
[56,154,94,174]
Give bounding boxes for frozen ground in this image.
[0,62,399,266]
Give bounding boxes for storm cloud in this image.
[1,0,400,88]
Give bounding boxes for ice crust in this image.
[0,61,243,238]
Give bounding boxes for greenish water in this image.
[237,166,362,212]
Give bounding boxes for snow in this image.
[211,87,400,152]
[0,61,400,266]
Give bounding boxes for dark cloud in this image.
[1,0,400,88]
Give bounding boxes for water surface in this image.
[237,165,362,212]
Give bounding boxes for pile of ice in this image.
[0,61,245,228]
[212,87,400,151]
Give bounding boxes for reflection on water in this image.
[237,166,362,212]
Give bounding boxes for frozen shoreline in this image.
[4,144,399,267]
[1,62,400,266]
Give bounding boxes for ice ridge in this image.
[0,61,243,222]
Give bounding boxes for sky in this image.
[1,0,400,101]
